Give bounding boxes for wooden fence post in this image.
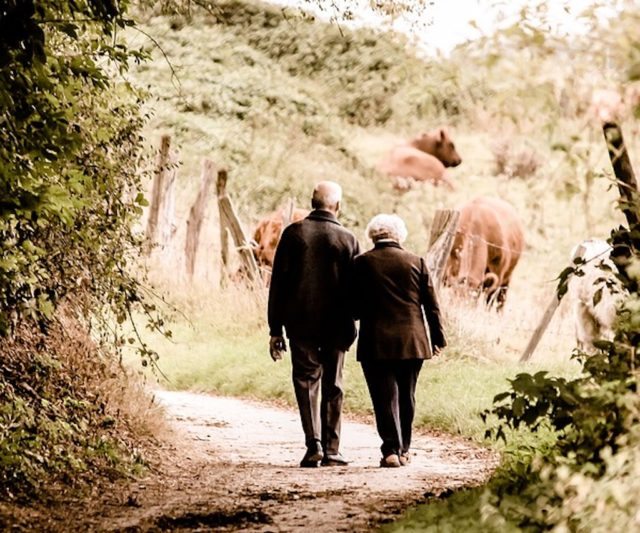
[216,169,230,284]
[426,209,460,287]
[185,158,216,279]
[519,293,563,363]
[216,169,260,284]
[520,246,584,363]
[520,243,590,362]
[281,197,295,230]
[146,134,177,252]
[602,121,639,227]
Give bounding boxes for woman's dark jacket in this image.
[268,210,360,351]
[352,241,446,361]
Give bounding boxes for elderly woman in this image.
[352,214,446,468]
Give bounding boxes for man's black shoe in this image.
[321,453,350,467]
[300,446,323,468]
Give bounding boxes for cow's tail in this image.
[483,272,500,293]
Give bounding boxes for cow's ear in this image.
[439,128,446,142]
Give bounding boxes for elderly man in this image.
[352,214,446,468]
[268,181,360,468]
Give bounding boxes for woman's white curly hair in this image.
[366,213,408,244]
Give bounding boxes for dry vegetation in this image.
[0,307,164,500]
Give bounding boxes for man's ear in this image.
[335,200,341,215]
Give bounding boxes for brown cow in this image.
[378,128,462,191]
[252,206,308,270]
[444,196,524,310]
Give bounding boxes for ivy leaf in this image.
[593,287,603,307]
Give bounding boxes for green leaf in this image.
[593,287,603,307]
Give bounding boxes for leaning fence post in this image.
[520,238,589,363]
[185,158,216,279]
[602,121,639,227]
[519,293,563,363]
[216,169,260,284]
[426,209,460,287]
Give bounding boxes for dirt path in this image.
[7,390,498,532]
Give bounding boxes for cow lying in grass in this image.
[378,127,462,191]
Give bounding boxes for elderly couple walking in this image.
[268,181,446,468]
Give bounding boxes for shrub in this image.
[481,173,640,529]
[0,311,160,499]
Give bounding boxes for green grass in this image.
[380,488,524,533]
[133,282,579,443]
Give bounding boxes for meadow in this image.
[125,0,637,442]
[120,1,640,528]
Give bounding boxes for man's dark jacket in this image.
[268,210,360,350]
[352,241,446,361]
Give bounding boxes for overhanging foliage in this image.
[0,0,147,335]
[0,0,157,499]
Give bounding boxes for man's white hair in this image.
[312,181,342,210]
[366,213,408,244]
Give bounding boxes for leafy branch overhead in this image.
[0,0,149,335]
[0,0,170,498]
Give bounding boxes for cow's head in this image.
[412,128,462,168]
[444,240,496,301]
[444,245,463,285]
[252,226,281,269]
[443,243,477,297]
[251,207,308,269]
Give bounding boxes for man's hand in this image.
[269,336,287,362]
[433,346,444,357]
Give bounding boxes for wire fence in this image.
[435,226,614,260]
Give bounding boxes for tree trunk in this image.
[602,122,639,227]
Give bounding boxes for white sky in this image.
[267,0,615,56]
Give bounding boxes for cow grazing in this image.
[444,196,524,310]
[378,128,462,191]
[252,206,308,270]
[567,238,624,351]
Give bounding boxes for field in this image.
[115,2,640,530]
[125,0,637,444]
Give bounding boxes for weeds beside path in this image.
[3,390,498,532]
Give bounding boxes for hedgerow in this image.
[0,0,158,498]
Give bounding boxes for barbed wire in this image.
[432,227,615,262]
[242,221,618,294]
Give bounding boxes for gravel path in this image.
[2,390,498,532]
